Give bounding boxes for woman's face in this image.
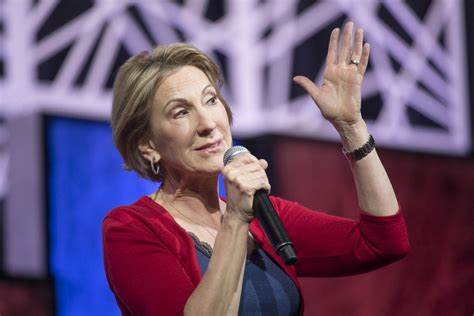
[148,66,232,180]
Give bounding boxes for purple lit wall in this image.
[0,1,470,156]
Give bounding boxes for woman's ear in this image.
[138,140,161,164]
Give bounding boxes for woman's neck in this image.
[158,174,222,212]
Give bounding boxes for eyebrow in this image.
[163,84,214,110]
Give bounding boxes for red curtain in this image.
[274,137,474,316]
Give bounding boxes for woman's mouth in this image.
[195,139,224,154]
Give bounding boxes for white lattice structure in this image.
[0,0,471,198]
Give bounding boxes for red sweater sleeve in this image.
[102,210,195,316]
[271,197,410,277]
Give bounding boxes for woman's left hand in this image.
[293,22,370,130]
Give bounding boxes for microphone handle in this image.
[253,190,297,266]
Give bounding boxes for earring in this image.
[150,159,160,175]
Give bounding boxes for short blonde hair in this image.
[111,43,233,182]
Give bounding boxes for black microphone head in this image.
[223,145,249,166]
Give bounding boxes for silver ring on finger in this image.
[349,59,360,66]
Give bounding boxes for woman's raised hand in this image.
[293,22,370,130]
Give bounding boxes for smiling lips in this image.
[195,139,223,153]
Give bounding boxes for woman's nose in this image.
[196,108,217,135]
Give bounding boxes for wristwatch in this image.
[342,134,376,161]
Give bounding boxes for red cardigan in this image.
[102,196,409,315]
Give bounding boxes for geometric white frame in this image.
[0,0,471,199]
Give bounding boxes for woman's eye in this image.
[207,96,217,105]
[172,108,188,118]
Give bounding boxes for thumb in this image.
[293,76,321,100]
[258,159,268,170]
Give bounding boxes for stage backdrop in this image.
[273,136,474,315]
[1,0,473,315]
[2,114,472,315]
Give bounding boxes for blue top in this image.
[189,232,300,315]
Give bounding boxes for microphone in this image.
[223,146,297,266]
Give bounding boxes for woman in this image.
[103,22,409,315]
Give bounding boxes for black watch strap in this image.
[342,134,376,161]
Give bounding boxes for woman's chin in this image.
[184,164,221,178]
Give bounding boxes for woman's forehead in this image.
[153,67,214,111]
[157,66,212,97]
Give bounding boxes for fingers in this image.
[234,171,271,195]
[326,28,340,65]
[338,22,353,64]
[223,157,267,181]
[328,22,369,71]
[223,153,259,168]
[350,28,364,65]
[222,155,271,195]
[296,22,370,72]
[358,43,370,76]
